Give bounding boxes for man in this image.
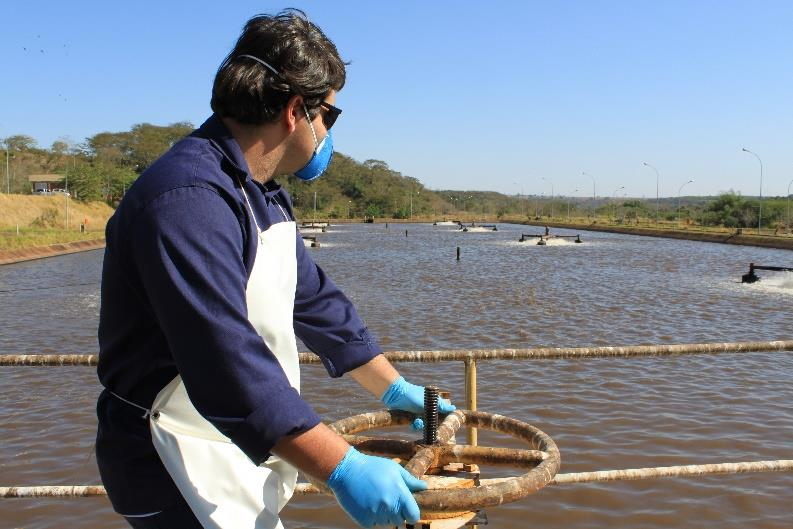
[96,10,452,529]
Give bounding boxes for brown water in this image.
[1,223,792,528]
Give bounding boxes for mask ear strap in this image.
[238,54,317,148]
[302,103,319,149]
[238,54,282,77]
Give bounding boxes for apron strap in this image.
[237,176,291,230]
[109,390,154,420]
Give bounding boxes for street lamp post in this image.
[447,195,457,214]
[677,180,694,225]
[611,186,625,221]
[567,189,578,220]
[513,181,525,216]
[622,192,628,222]
[541,177,554,218]
[787,178,793,230]
[742,148,763,235]
[463,194,474,213]
[347,200,352,219]
[582,172,596,218]
[642,162,661,225]
[409,190,420,220]
[64,158,70,229]
[5,145,10,194]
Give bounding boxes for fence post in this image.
[464,358,477,446]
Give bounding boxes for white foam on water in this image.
[747,271,793,294]
[544,238,574,246]
[461,227,498,233]
[503,238,580,247]
[313,242,347,249]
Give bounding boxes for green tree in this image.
[86,131,129,167]
[126,122,194,171]
[364,203,382,218]
[51,140,69,155]
[68,163,105,201]
[85,122,193,172]
[704,192,746,227]
[3,135,38,151]
[68,162,137,203]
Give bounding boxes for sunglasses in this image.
[319,101,342,130]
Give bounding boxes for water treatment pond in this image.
[1,222,792,528]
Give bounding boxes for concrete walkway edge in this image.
[0,239,106,265]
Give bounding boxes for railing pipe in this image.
[5,460,792,498]
[3,340,791,367]
[550,459,793,485]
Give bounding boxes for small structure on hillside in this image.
[28,174,65,194]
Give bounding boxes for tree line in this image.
[0,123,192,202]
[2,125,791,229]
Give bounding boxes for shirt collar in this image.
[195,114,284,199]
[195,114,251,180]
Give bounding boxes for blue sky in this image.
[2,1,792,198]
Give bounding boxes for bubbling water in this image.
[748,271,793,293]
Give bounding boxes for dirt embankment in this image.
[0,194,113,264]
[0,194,114,229]
[519,221,793,251]
[0,239,106,265]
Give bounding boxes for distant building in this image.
[28,174,65,193]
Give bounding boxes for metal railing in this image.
[2,340,793,500]
[4,339,793,444]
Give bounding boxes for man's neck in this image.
[221,117,283,184]
[244,147,278,184]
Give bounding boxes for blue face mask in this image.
[294,105,334,181]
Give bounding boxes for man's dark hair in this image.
[211,9,346,125]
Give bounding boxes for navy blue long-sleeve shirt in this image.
[96,114,381,515]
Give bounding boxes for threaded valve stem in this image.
[424,386,439,444]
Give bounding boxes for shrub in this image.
[31,208,60,228]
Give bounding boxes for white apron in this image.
[149,188,300,529]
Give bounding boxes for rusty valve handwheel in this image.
[326,409,560,515]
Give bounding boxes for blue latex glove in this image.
[327,446,427,528]
[380,376,456,431]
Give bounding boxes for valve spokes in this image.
[329,409,560,514]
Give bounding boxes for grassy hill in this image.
[0,194,114,229]
[0,195,113,250]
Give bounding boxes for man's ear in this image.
[283,95,305,133]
